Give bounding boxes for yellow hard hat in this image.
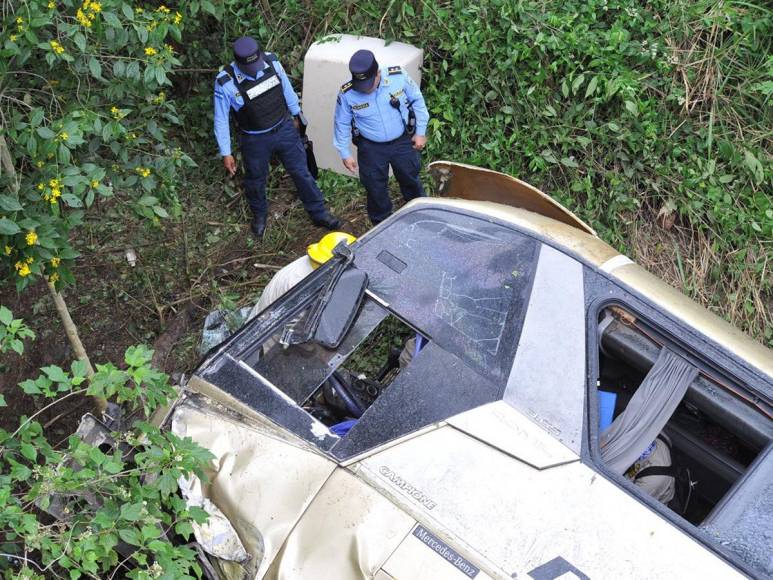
[307,231,357,265]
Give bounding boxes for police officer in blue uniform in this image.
[214,37,340,239]
[333,50,430,225]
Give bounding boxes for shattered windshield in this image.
[353,208,539,381]
[197,206,541,453]
[244,296,389,404]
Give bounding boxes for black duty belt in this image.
[240,113,290,135]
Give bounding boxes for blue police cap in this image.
[233,36,264,77]
[349,49,379,93]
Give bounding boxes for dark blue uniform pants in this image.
[240,118,327,220]
[357,133,425,224]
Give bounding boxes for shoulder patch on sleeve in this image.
[217,72,231,86]
[340,81,353,93]
[388,66,402,75]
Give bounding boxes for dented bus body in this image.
[167,162,772,580]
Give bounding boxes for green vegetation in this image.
[0,0,192,291]
[0,310,213,579]
[0,0,770,576]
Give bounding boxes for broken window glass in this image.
[245,296,389,405]
[353,208,539,381]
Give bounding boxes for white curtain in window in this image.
[600,348,698,474]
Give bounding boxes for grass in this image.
[169,0,772,346]
[3,0,769,379]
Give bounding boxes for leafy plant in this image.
[0,305,35,358]
[0,0,195,291]
[0,324,213,579]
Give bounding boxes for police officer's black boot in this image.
[311,212,342,230]
[251,215,267,240]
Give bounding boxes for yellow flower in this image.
[4,245,12,256]
[35,160,44,168]
[16,17,23,24]
[57,131,69,142]
[26,231,38,246]
[164,44,174,53]
[157,5,170,13]
[49,272,60,283]
[136,7,143,13]
[51,257,61,268]
[135,166,152,178]
[10,34,17,42]
[49,178,61,188]
[49,40,66,55]
[48,1,56,8]
[37,183,45,191]
[15,262,31,277]
[144,47,157,56]
[50,188,62,200]
[173,12,182,24]
[89,1,102,13]
[91,180,99,188]
[25,256,34,264]
[76,8,93,27]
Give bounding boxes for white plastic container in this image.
[301,34,423,176]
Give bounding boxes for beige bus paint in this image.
[265,468,416,579]
[447,402,577,470]
[428,160,597,236]
[355,418,743,580]
[170,399,337,578]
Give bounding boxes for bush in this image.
[0,310,213,579]
[0,0,195,291]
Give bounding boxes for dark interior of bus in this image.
[596,306,771,527]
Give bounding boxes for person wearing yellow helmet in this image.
[248,231,357,319]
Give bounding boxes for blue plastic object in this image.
[414,334,426,358]
[598,390,617,432]
[330,419,358,436]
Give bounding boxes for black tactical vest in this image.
[223,56,288,131]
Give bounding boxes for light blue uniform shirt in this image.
[333,66,429,159]
[213,55,301,157]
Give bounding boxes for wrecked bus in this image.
[163,162,772,579]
